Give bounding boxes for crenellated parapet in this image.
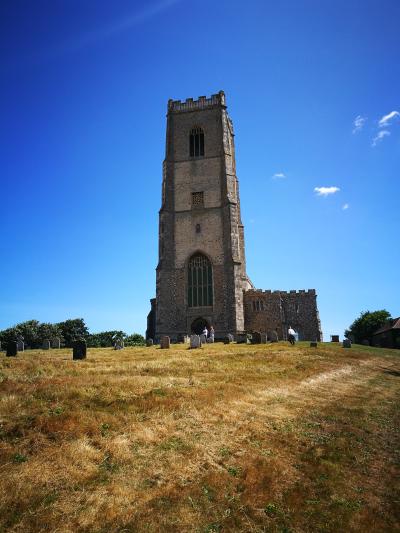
[168,91,226,113]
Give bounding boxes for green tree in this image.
[57,319,89,347]
[37,323,63,344]
[345,310,392,344]
[124,333,145,346]
[87,331,126,348]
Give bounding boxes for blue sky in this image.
[0,0,399,339]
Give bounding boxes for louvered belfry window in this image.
[188,254,213,307]
[189,127,205,157]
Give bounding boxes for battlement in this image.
[168,91,226,113]
[245,289,316,296]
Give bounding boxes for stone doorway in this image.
[191,317,210,335]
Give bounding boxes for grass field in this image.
[0,342,399,533]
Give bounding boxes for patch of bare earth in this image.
[0,343,399,532]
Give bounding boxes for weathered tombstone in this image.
[236,333,249,344]
[42,339,50,350]
[114,338,124,350]
[260,334,268,344]
[199,334,207,345]
[223,336,231,344]
[160,336,170,349]
[342,339,351,348]
[206,337,214,343]
[362,339,370,346]
[183,335,190,344]
[269,331,278,342]
[6,342,17,357]
[73,340,87,360]
[251,331,261,344]
[51,337,61,349]
[16,340,24,352]
[190,335,201,349]
[310,342,318,348]
[146,338,154,347]
[331,335,340,343]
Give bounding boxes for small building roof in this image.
[372,317,400,335]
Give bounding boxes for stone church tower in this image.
[148,91,253,341]
[146,91,323,343]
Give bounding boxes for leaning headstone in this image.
[251,331,262,344]
[199,334,207,345]
[51,337,61,349]
[73,340,87,360]
[310,342,318,348]
[114,338,124,350]
[6,342,17,357]
[160,336,170,349]
[42,339,50,350]
[362,339,370,346]
[269,331,278,342]
[342,339,351,348]
[146,338,154,347]
[16,340,24,352]
[190,335,201,349]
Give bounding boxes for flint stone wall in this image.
[244,289,322,342]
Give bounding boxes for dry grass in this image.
[0,342,399,532]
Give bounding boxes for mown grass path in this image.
[0,342,399,532]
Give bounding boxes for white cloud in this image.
[314,186,340,197]
[342,203,349,210]
[378,110,400,128]
[372,130,390,147]
[272,172,286,179]
[352,115,366,134]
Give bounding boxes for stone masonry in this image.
[147,92,322,342]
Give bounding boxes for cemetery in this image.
[0,341,398,532]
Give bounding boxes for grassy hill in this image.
[0,342,399,532]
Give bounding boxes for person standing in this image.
[288,326,296,345]
[202,326,208,339]
[209,326,215,342]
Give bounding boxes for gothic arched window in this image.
[189,127,205,157]
[188,254,213,307]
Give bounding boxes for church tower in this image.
[151,91,252,341]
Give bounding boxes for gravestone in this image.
[42,339,50,350]
[310,342,318,348]
[228,333,234,343]
[331,335,340,343]
[342,339,351,348]
[190,335,201,349]
[206,337,214,343]
[51,338,61,349]
[73,340,87,360]
[16,340,24,352]
[183,335,190,344]
[236,333,250,344]
[6,342,17,357]
[223,336,231,344]
[269,331,278,342]
[199,334,207,345]
[146,338,153,347]
[260,334,268,344]
[251,331,261,344]
[160,336,170,349]
[114,338,124,350]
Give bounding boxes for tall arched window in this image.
[189,127,204,157]
[188,254,213,307]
